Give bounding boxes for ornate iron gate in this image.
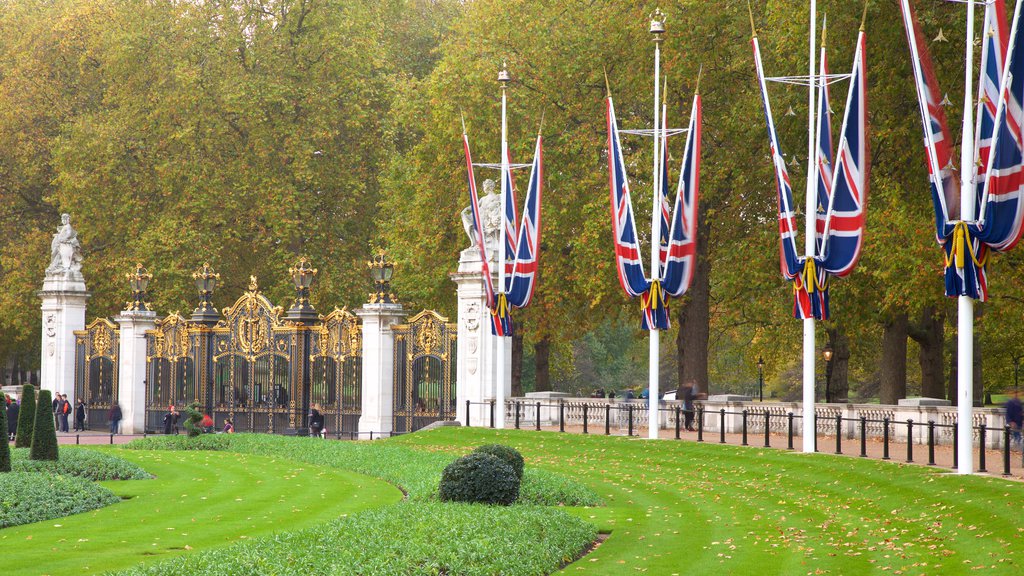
[145,313,200,432]
[392,310,457,433]
[309,308,362,435]
[73,318,119,429]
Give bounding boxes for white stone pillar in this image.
[357,302,406,438]
[39,278,89,406]
[451,247,512,427]
[115,310,157,434]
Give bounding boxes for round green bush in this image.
[14,384,35,449]
[30,389,58,461]
[473,444,524,480]
[438,452,520,506]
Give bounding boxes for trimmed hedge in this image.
[111,502,597,576]
[12,447,151,481]
[125,434,229,452]
[30,389,58,461]
[439,452,520,505]
[0,472,120,528]
[0,393,9,472]
[474,443,524,479]
[14,384,35,448]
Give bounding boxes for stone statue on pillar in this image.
[460,179,502,256]
[45,213,84,282]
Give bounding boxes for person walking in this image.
[57,394,70,433]
[52,393,60,430]
[109,403,122,434]
[73,398,86,432]
[6,399,18,441]
[1006,391,1023,447]
[162,405,175,435]
[679,381,697,432]
[308,404,325,438]
[223,419,234,434]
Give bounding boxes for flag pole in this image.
[957,0,977,474]
[802,0,818,454]
[649,10,666,440]
[496,62,510,429]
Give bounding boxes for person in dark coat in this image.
[308,404,325,438]
[7,400,18,441]
[680,382,697,431]
[109,403,122,434]
[1006,391,1023,446]
[162,405,175,435]
[73,399,86,431]
[57,394,70,433]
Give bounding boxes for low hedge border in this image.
[0,472,121,529]
[12,447,151,481]
[111,502,597,576]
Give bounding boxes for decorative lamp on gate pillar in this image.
[285,257,318,322]
[822,344,834,404]
[367,251,397,304]
[125,263,152,312]
[191,262,220,325]
[649,8,666,41]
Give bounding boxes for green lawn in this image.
[392,428,1024,575]
[1,449,401,575]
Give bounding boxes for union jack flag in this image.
[462,131,496,311]
[661,92,702,300]
[607,96,651,300]
[506,135,543,309]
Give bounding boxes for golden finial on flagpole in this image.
[747,1,757,38]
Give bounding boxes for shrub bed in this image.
[111,502,597,576]
[474,444,524,479]
[439,452,520,505]
[125,434,601,506]
[12,447,151,481]
[0,472,120,528]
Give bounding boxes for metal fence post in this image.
[583,404,589,434]
[787,412,794,450]
[466,400,471,427]
[697,407,704,442]
[515,401,520,429]
[109,434,114,445]
[835,414,843,454]
[813,413,818,453]
[675,405,681,440]
[979,424,988,473]
[605,404,611,435]
[860,417,867,457]
[535,402,541,431]
[928,421,936,466]
[628,404,634,437]
[559,400,565,433]
[76,434,80,445]
[953,423,959,469]
[719,409,726,444]
[882,417,890,460]
[741,410,748,446]
[906,420,914,463]
[490,400,495,429]
[1004,425,1012,476]
[764,410,771,447]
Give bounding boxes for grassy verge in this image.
[2,449,401,575]
[391,428,1024,575]
[125,434,601,506]
[112,502,596,576]
[12,447,151,480]
[0,472,120,528]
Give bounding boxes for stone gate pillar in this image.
[451,247,512,427]
[357,302,406,438]
[39,213,89,405]
[115,309,157,434]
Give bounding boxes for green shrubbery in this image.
[30,390,58,461]
[12,447,150,481]
[0,393,10,472]
[0,472,120,528]
[125,434,230,452]
[111,502,596,576]
[474,443,525,479]
[14,384,35,448]
[438,452,520,505]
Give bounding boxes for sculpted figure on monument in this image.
[45,213,83,277]
[460,179,502,254]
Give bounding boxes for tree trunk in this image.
[826,326,850,402]
[511,332,523,397]
[907,305,945,399]
[534,338,551,392]
[879,312,908,405]
[676,213,711,394]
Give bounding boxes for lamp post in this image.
[125,263,153,312]
[285,257,318,322]
[190,262,220,325]
[757,356,765,402]
[822,345,834,404]
[367,251,396,304]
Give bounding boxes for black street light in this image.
[191,262,220,325]
[757,356,765,402]
[367,251,397,304]
[822,344,834,403]
[285,257,319,322]
[126,263,152,312]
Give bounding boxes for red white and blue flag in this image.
[752,22,869,320]
[462,131,496,312]
[606,88,701,331]
[507,136,543,309]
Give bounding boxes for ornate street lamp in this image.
[757,356,765,402]
[285,257,318,322]
[367,251,397,304]
[191,262,220,324]
[822,345,834,403]
[125,263,152,312]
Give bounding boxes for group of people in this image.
[50,393,85,433]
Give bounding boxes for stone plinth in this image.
[357,302,407,438]
[898,397,952,407]
[450,247,511,427]
[39,275,90,406]
[115,310,157,434]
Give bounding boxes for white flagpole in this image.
[648,10,666,440]
[496,63,510,429]
[957,0,977,474]
[802,0,818,454]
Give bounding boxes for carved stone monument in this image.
[452,181,512,426]
[39,213,90,406]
